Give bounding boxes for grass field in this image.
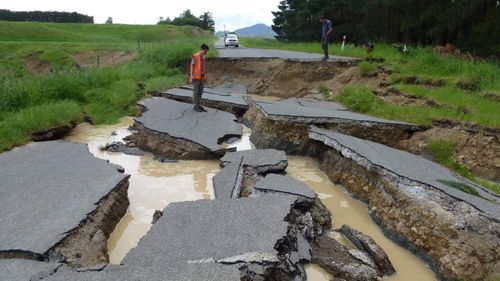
[241,38,500,128]
[0,21,214,152]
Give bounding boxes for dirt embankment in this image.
[209,58,353,98]
[24,51,53,76]
[73,51,136,68]
[209,58,500,182]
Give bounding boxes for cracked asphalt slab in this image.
[213,155,244,199]
[121,197,296,268]
[39,196,299,280]
[309,126,500,219]
[255,174,316,199]
[135,97,243,153]
[220,149,288,172]
[162,88,247,108]
[251,97,413,126]
[44,263,242,281]
[180,83,248,96]
[0,141,127,257]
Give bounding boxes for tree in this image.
[270,0,500,57]
[199,12,215,33]
[158,10,215,32]
[105,17,113,24]
[0,9,94,23]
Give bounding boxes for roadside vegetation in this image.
[241,38,500,194]
[241,38,500,128]
[428,139,500,194]
[0,21,214,152]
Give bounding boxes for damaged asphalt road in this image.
[0,141,129,263]
[134,97,242,158]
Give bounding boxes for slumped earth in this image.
[65,118,436,280]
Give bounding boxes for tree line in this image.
[0,9,94,23]
[272,0,499,57]
[158,10,214,33]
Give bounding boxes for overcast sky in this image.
[2,0,281,31]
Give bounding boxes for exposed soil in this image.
[210,58,499,182]
[24,51,53,76]
[31,122,77,142]
[372,87,446,108]
[208,58,353,98]
[73,51,136,68]
[400,121,500,181]
[48,177,130,267]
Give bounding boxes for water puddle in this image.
[222,124,255,151]
[286,156,437,281]
[65,117,220,264]
[65,117,436,280]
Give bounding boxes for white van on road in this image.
[224,33,240,48]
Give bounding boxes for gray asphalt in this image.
[216,38,358,62]
[43,185,303,281]
[251,97,413,125]
[213,155,244,199]
[163,88,247,108]
[0,259,61,281]
[0,141,127,256]
[255,174,316,199]
[135,97,242,153]
[220,149,288,173]
[181,83,248,96]
[309,126,500,219]
[44,263,242,281]
[119,196,297,279]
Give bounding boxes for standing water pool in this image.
[65,117,436,280]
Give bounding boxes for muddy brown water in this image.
[288,157,437,281]
[65,117,436,280]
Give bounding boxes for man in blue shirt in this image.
[320,16,333,61]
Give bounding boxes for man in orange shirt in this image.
[189,43,210,112]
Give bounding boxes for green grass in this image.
[359,61,376,76]
[0,21,197,42]
[241,38,500,128]
[428,139,500,194]
[427,139,472,177]
[0,21,214,152]
[0,101,83,151]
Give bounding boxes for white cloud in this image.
[1,0,281,31]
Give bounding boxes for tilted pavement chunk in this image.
[162,88,247,109]
[251,97,413,126]
[0,141,129,262]
[254,174,316,199]
[134,97,242,158]
[220,149,288,174]
[45,196,301,280]
[309,126,500,219]
[121,196,296,267]
[213,155,244,199]
[340,224,396,276]
[180,82,248,96]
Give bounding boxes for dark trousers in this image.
[321,39,329,58]
[192,80,204,108]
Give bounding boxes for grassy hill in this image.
[0,21,198,42]
[0,21,214,152]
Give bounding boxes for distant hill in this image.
[216,24,276,38]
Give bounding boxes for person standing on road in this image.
[320,16,333,61]
[190,43,210,112]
